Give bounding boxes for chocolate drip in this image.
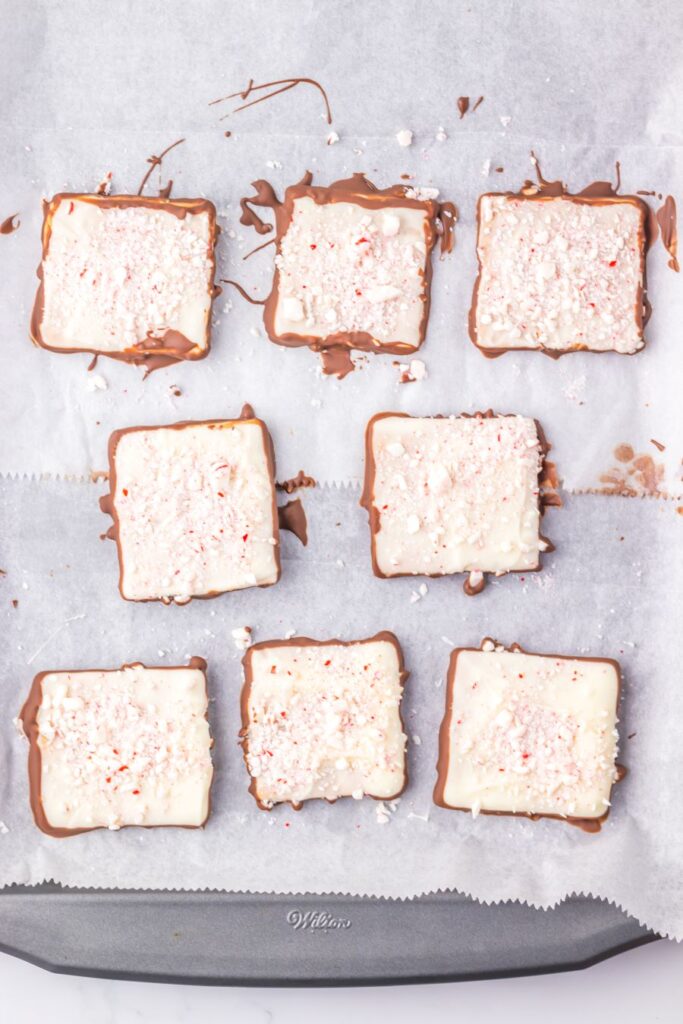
[239,179,281,234]
[220,279,267,305]
[277,499,308,546]
[320,347,355,378]
[457,96,469,119]
[276,470,316,494]
[243,237,277,261]
[655,195,679,272]
[239,403,256,419]
[436,201,457,255]
[0,213,20,234]
[463,574,486,596]
[133,329,197,376]
[136,138,185,197]
[158,180,174,200]
[87,354,99,371]
[209,77,332,125]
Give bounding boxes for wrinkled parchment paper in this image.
[0,0,682,940]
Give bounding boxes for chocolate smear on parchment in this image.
[457,96,484,118]
[277,498,308,545]
[599,444,666,497]
[0,214,20,234]
[276,470,316,494]
[210,77,332,125]
[655,195,679,272]
[320,347,356,379]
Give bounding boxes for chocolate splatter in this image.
[221,279,267,305]
[457,96,484,119]
[655,195,679,272]
[242,237,277,261]
[239,179,282,235]
[0,213,20,235]
[320,347,355,379]
[277,499,308,545]
[87,354,99,371]
[95,173,112,197]
[136,138,185,197]
[240,403,256,420]
[277,470,316,494]
[224,130,232,138]
[650,438,666,452]
[614,444,634,463]
[209,77,332,125]
[90,470,109,483]
[600,444,665,496]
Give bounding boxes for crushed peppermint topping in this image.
[245,642,406,808]
[475,195,645,353]
[369,414,544,578]
[35,666,212,830]
[40,199,214,352]
[274,196,432,348]
[442,649,619,819]
[112,421,278,602]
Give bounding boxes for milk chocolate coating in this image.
[238,172,456,370]
[468,158,652,358]
[30,194,218,371]
[433,640,625,833]
[18,658,212,838]
[100,412,281,604]
[240,632,409,812]
[360,410,558,594]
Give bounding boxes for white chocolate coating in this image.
[475,195,645,353]
[39,198,214,353]
[112,420,279,602]
[274,197,430,349]
[35,666,212,831]
[244,639,407,808]
[367,414,544,577]
[438,648,619,820]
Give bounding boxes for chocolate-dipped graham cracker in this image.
[241,633,408,810]
[361,411,556,595]
[434,640,624,832]
[31,194,218,370]
[470,163,650,356]
[19,659,213,836]
[100,409,280,603]
[239,173,456,374]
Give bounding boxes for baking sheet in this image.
[0,0,681,493]
[0,480,682,941]
[0,0,682,946]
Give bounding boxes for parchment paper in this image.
[0,0,682,941]
[0,481,681,939]
[0,0,681,492]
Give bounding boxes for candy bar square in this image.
[471,193,648,355]
[19,661,213,836]
[362,412,548,589]
[241,633,407,809]
[434,642,622,830]
[263,175,450,354]
[31,194,217,365]
[103,416,280,602]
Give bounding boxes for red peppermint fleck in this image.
[132,789,140,795]
[310,243,317,250]
[608,260,617,267]
[356,236,369,245]
[242,533,249,542]
[68,201,75,214]
[122,488,128,496]
[324,659,331,666]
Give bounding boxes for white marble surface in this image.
[1,939,682,1022]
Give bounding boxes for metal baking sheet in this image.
[0,888,655,985]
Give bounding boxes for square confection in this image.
[102,415,280,603]
[19,661,213,836]
[434,641,622,830]
[471,193,648,355]
[31,194,217,366]
[241,633,407,809]
[263,174,451,354]
[362,412,549,592]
